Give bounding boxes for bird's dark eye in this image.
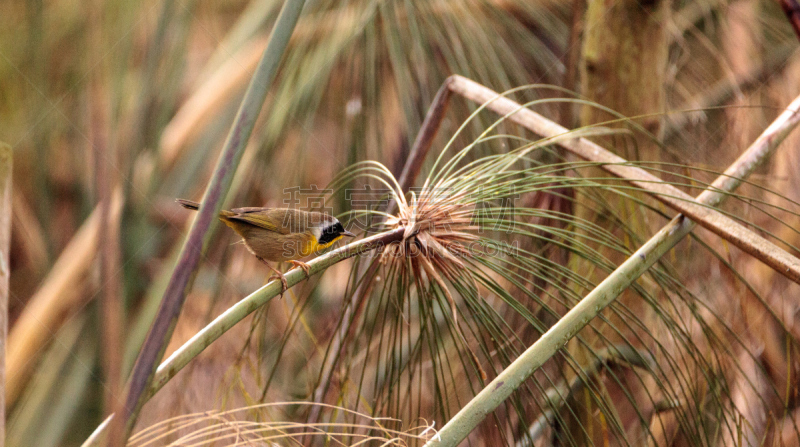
[318,222,344,245]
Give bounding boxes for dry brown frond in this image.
[380,186,480,309]
[378,182,489,382]
[128,402,435,447]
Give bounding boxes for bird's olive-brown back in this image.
[220,208,330,262]
[177,199,332,262]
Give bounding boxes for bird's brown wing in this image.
[227,208,291,234]
[230,206,268,214]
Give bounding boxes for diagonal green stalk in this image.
[82,228,405,447]
[106,1,307,445]
[424,93,800,446]
[516,346,655,447]
[447,75,800,286]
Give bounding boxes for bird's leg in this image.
[289,260,311,278]
[257,256,288,295]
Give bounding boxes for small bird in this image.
[177,199,354,292]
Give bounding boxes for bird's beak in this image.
[343,230,356,237]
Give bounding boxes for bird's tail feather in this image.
[176,198,200,210]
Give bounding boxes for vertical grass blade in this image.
[106,0,307,444]
[0,142,12,444]
[81,228,404,447]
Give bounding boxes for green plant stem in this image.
[516,346,653,447]
[149,228,403,398]
[448,75,800,286]
[107,1,307,445]
[81,228,404,447]
[307,78,455,427]
[424,92,800,446]
[0,142,12,443]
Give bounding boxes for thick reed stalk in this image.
[378,74,800,289]
[0,142,12,446]
[81,228,404,447]
[448,75,800,285]
[423,88,800,446]
[107,1,307,444]
[6,189,123,407]
[88,0,123,416]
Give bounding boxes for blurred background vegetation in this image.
[2,0,800,445]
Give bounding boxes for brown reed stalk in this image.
[88,0,123,417]
[6,189,123,408]
[424,80,800,447]
[0,142,12,446]
[448,75,800,286]
[106,2,308,444]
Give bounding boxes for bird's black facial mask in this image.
[318,221,346,245]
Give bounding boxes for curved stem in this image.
[448,75,800,286]
[424,88,800,447]
[82,228,404,447]
[150,228,402,398]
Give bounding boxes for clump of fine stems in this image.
[7,1,800,446]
